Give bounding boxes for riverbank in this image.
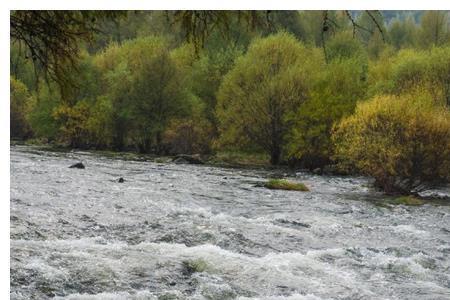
[11,139,275,170]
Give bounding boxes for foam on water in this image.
[10,145,450,299]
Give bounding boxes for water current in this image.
[10,145,450,299]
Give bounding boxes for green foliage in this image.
[355,11,387,44]
[9,10,450,193]
[217,32,320,164]
[10,42,38,91]
[418,11,450,48]
[287,57,367,168]
[326,31,366,61]
[191,47,243,130]
[162,96,214,154]
[371,47,450,106]
[10,77,34,139]
[126,38,191,153]
[333,92,450,193]
[264,179,309,191]
[27,84,60,140]
[52,101,91,148]
[85,96,114,148]
[388,17,417,49]
[89,37,193,152]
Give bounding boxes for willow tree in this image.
[217,32,319,165]
[10,11,123,98]
[93,37,191,153]
[127,38,191,153]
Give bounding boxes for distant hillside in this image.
[349,11,427,26]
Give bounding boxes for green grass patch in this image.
[264,179,309,191]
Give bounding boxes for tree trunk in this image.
[270,146,281,165]
[155,131,162,155]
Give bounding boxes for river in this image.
[10,145,450,299]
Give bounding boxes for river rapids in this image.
[10,145,450,299]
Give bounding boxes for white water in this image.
[10,145,450,299]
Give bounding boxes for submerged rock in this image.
[182,259,208,275]
[69,162,85,169]
[173,154,204,165]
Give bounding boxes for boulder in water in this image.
[312,167,322,175]
[172,154,204,165]
[69,162,85,169]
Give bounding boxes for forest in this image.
[10,10,450,194]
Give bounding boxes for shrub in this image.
[10,77,34,139]
[52,101,91,148]
[163,117,214,155]
[333,92,450,193]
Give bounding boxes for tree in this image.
[191,46,243,132]
[217,32,319,164]
[287,57,368,168]
[93,37,191,153]
[388,17,417,49]
[27,82,60,141]
[326,31,366,61]
[355,11,386,44]
[10,11,123,97]
[127,38,190,153]
[419,11,449,48]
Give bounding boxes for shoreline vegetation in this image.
[10,11,450,197]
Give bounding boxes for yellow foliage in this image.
[333,91,450,193]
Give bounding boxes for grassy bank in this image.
[12,140,271,169]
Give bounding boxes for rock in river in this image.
[69,162,85,169]
[172,154,204,165]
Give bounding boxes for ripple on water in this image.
[10,145,450,299]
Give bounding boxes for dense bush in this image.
[27,83,60,141]
[333,92,450,193]
[370,47,450,106]
[162,96,214,154]
[10,77,34,139]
